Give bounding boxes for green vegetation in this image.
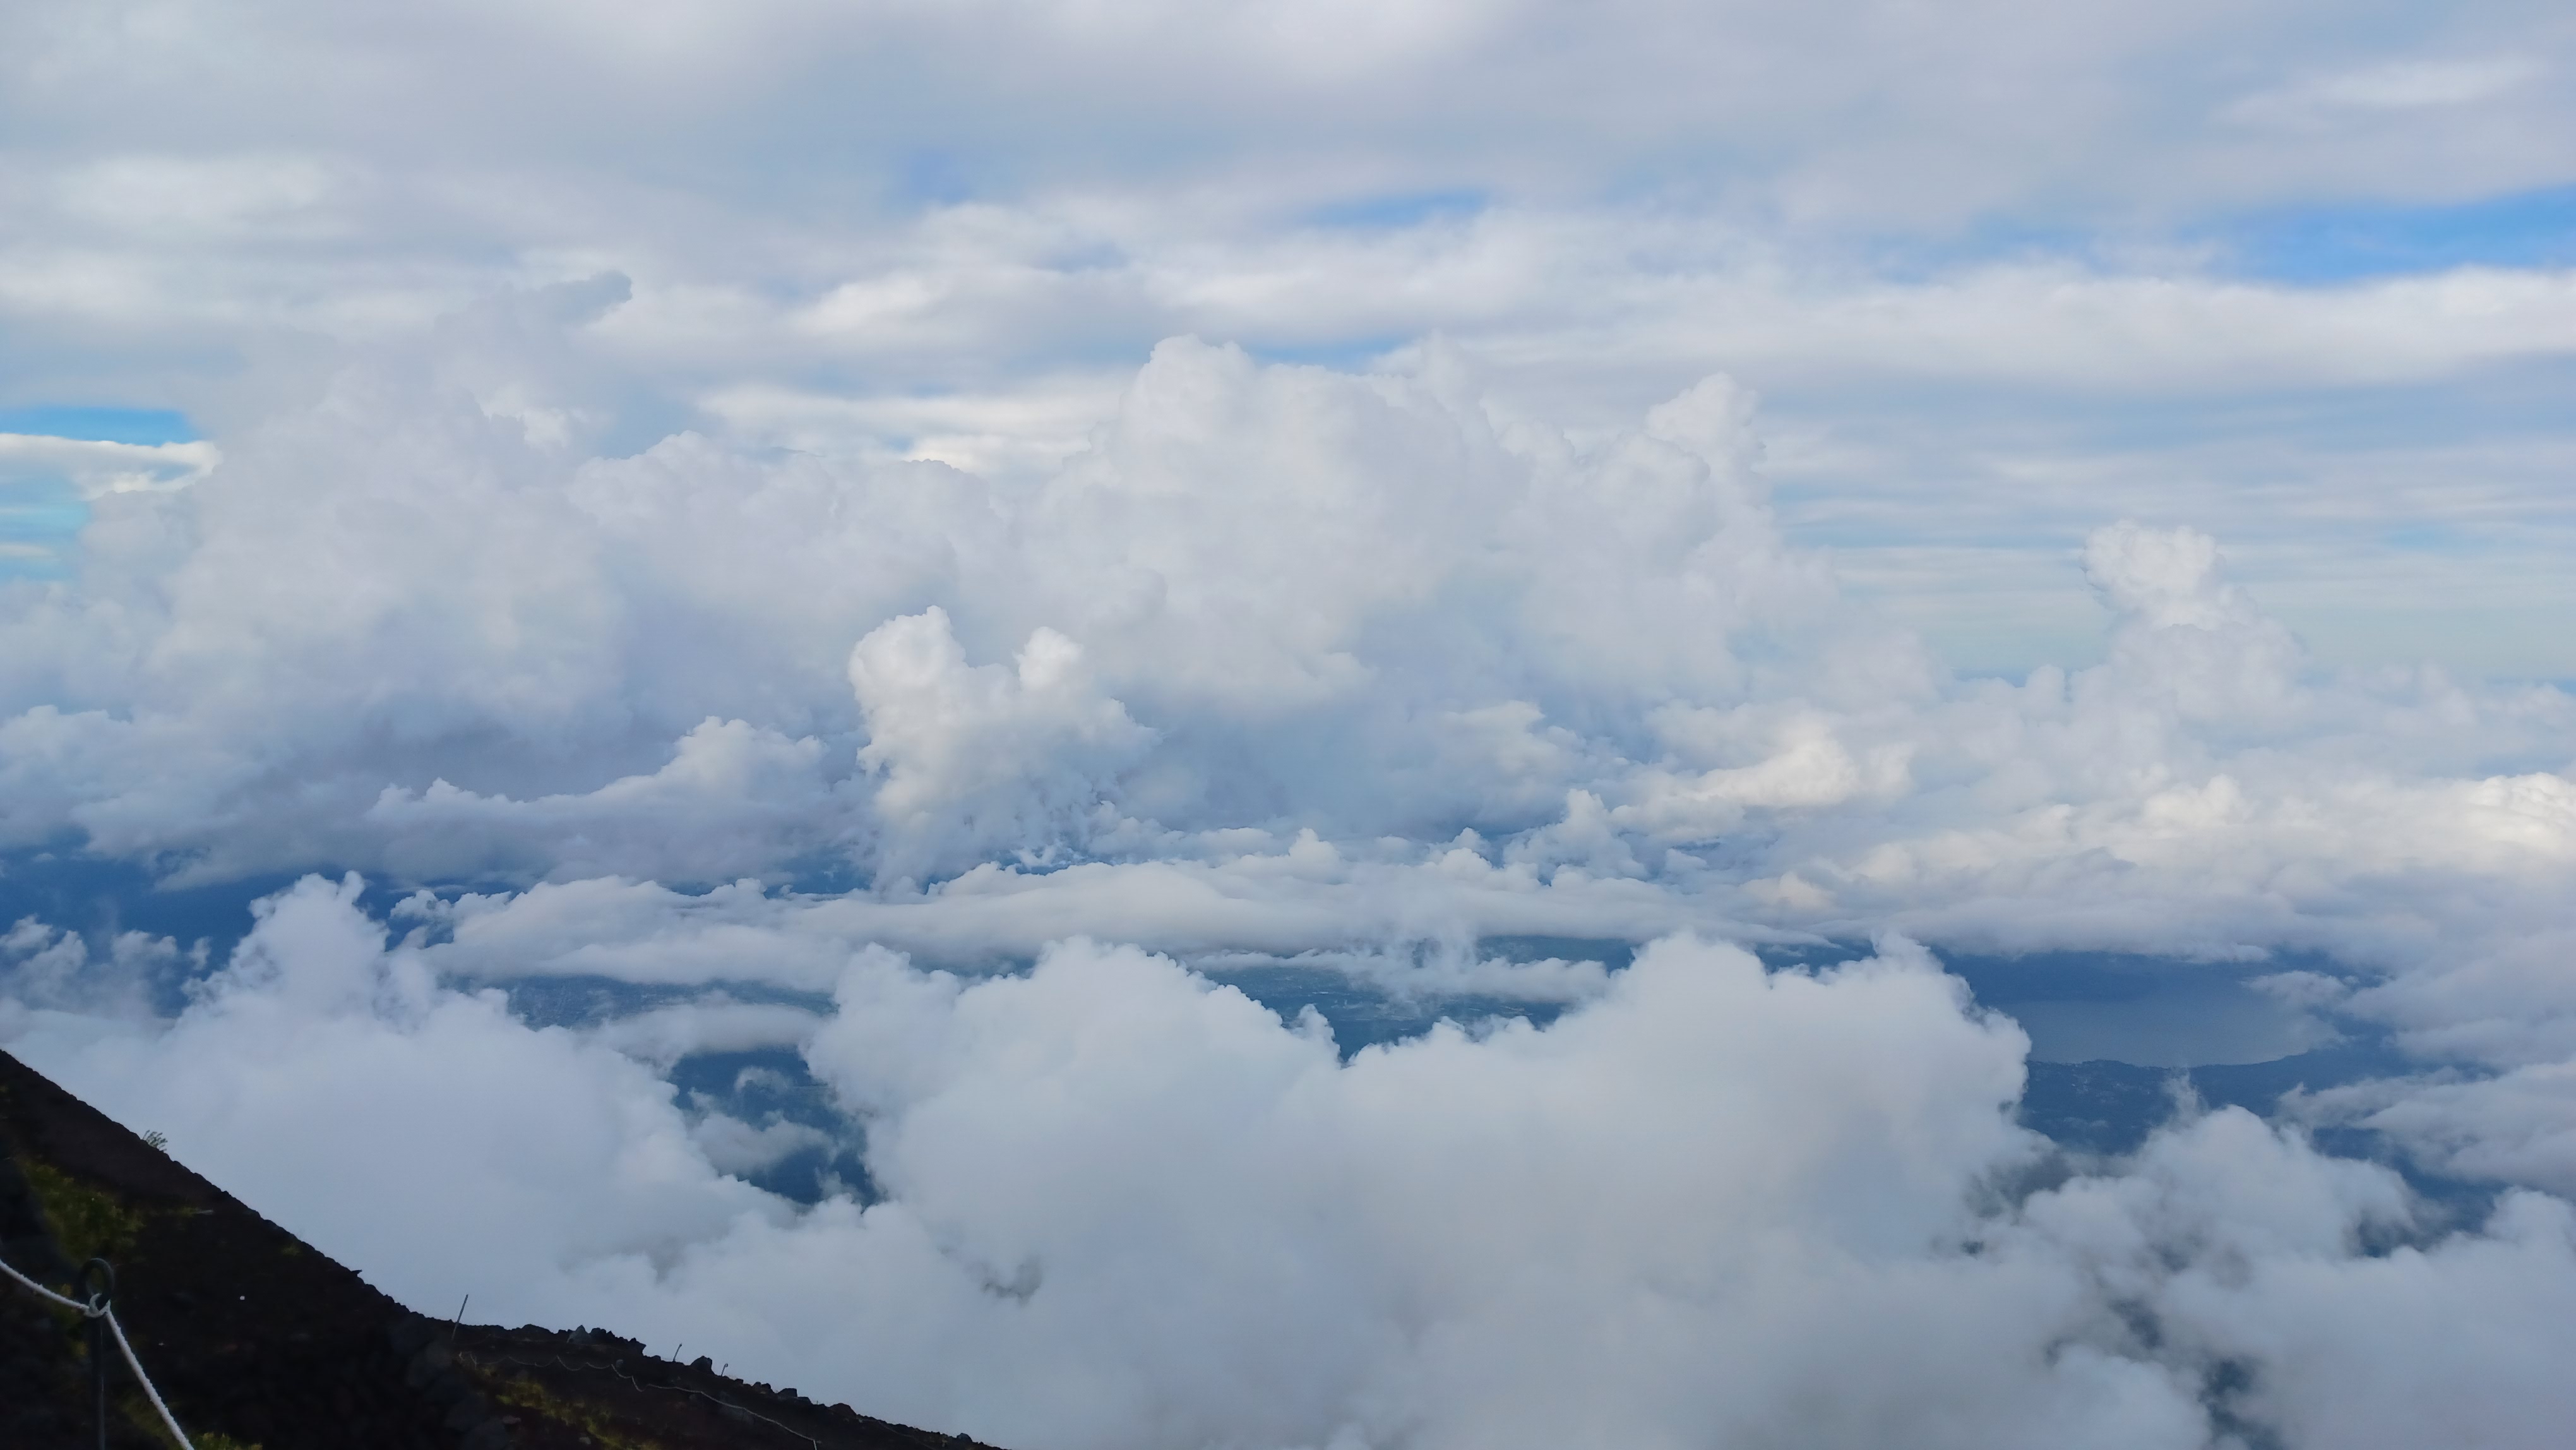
[128,1399,255,1450]
[21,1158,144,1268]
[486,1369,663,1450]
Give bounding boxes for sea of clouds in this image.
[3,292,2574,1448]
[6,0,2576,1444]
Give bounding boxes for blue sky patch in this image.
[0,405,198,445]
[0,477,85,579]
[1247,336,1410,371]
[0,405,193,575]
[898,150,978,205]
[2217,184,2576,282]
[1306,189,1488,231]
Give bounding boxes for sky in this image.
[3,3,2576,1447]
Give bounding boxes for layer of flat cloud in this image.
[8,4,2575,678]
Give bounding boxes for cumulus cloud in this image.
[0,324,1899,885]
[7,321,2575,1238]
[0,914,199,1028]
[7,877,787,1295]
[13,885,2576,1449]
[6,0,2576,1441]
[0,205,2572,1450]
[850,609,1153,879]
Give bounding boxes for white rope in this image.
[0,1249,92,1314]
[1,1249,196,1449]
[104,1304,196,1449]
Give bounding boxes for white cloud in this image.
[15,888,2576,1449]
[6,4,2576,1440]
[689,1111,833,1177]
[364,718,852,884]
[7,876,788,1297]
[55,153,345,241]
[2228,56,2547,126]
[1,3,2570,682]
[850,609,1154,879]
[0,433,220,496]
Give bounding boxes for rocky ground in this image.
[0,1048,999,1450]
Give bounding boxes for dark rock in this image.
[406,1339,457,1389]
[444,1393,495,1430]
[388,1314,438,1357]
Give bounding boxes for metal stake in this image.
[78,1259,115,1450]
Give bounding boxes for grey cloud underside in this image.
[10,0,2573,234]
[11,1,2576,686]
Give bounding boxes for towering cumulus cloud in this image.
[5,303,2576,1448]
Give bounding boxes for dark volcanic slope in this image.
[0,1048,998,1450]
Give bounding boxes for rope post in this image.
[78,1259,115,1450]
[3,1248,193,1448]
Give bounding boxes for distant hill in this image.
[0,1048,998,1450]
